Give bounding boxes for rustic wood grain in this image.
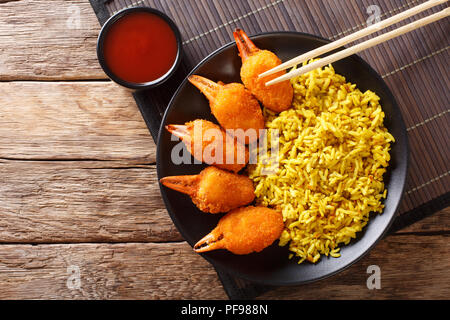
[0,234,447,299]
[0,81,155,161]
[396,206,450,234]
[0,159,181,243]
[0,0,105,80]
[0,242,227,299]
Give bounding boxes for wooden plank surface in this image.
[0,231,448,299]
[0,82,155,161]
[397,206,450,234]
[0,242,226,299]
[0,0,105,80]
[0,159,181,243]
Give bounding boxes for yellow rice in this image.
[248,61,394,264]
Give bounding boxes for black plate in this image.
[156,32,408,286]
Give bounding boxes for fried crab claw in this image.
[160,166,255,214]
[165,119,249,173]
[233,28,293,113]
[188,75,264,144]
[193,206,284,255]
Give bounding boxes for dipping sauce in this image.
[102,11,178,84]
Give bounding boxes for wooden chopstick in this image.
[265,7,449,86]
[260,0,447,79]
[259,0,447,79]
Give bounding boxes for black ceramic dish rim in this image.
[96,6,183,90]
[156,31,409,286]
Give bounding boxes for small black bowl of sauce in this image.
[97,7,182,90]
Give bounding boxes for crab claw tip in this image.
[159,175,198,196]
[233,28,259,62]
[188,75,221,101]
[193,232,224,253]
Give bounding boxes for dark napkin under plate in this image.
[88,0,449,299]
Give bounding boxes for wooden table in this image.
[0,0,448,299]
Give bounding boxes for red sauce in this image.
[103,12,178,84]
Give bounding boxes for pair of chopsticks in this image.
[262,0,449,86]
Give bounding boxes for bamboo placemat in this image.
[89,0,449,299]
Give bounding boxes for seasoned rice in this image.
[248,61,394,264]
